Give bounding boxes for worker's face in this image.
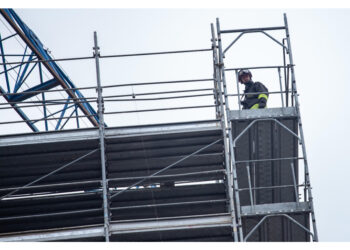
[240,74,251,84]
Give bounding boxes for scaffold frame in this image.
[0,10,318,242]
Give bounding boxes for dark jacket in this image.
[241,81,269,109]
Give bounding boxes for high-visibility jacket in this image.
[241,81,269,110]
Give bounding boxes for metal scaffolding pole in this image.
[211,38,220,119]
[216,18,244,241]
[211,23,238,242]
[283,13,318,241]
[93,31,110,242]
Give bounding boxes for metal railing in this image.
[225,65,295,111]
[0,29,223,242]
[0,49,218,134]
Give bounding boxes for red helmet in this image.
[238,69,252,82]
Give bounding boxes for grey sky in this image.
[0,8,349,241]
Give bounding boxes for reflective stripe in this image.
[258,93,268,100]
[250,104,259,109]
[250,103,268,109]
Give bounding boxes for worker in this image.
[238,69,269,109]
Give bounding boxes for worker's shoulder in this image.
[254,81,265,86]
[253,81,268,91]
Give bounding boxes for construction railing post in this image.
[282,39,289,107]
[246,164,254,209]
[234,70,242,110]
[38,62,48,131]
[284,13,318,241]
[93,31,110,242]
[277,67,285,107]
[216,18,244,242]
[211,23,238,242]
[290,161,299,204]
[211,40,221,119]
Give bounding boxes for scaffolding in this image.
[0,10,318,241]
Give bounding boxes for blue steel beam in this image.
[0,8,101,128]
[30,103,76,124]
[14,61,38,94]
[56,65,99,121]
[0,86,39,132]
[55,97,70,130]
[59,107,77,130]
[0,35,10,92]
[13,51,34,93]
[0,60,27,75]
[13,46,28,90]
[8,78,59,102]
[7,9,100,126]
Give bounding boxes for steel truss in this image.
[0,9,100,131]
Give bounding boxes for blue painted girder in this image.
[0,8,102,129]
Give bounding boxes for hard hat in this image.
[238,69,252,82]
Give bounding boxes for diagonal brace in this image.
[223,31,289,55]
[244,214,314,241]
[110,138,223,200]
[233,118,300,147]
[0,148,99,201]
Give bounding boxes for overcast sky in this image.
[0,5,349,242]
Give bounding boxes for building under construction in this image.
[0,9,318,242]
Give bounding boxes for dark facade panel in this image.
[110,226,233,242]
[110,183,227,221]
[0,138,101,195]
[0,192,103,234]
[231,115,310,242]
[0,117,311,241]
[232,117,299,206]
[0,125,228,239]
[242,213,310,242]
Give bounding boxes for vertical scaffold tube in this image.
[211,23,238,242]
[93,31,110,242]
[278,67,285,107]
[216,18,244,241]
[283,13,318,242]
